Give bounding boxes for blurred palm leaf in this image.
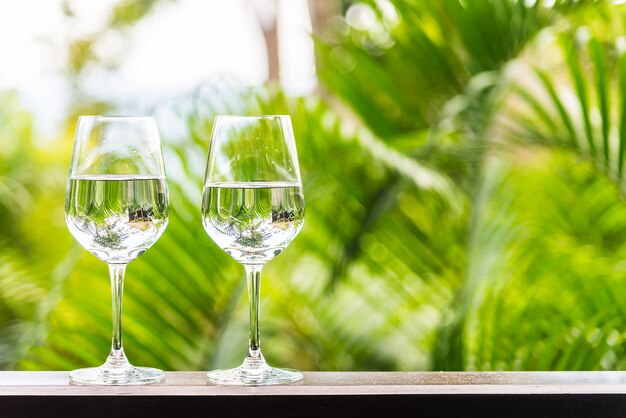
[314,0,596,297]
[312,0,607,370]
[500,28,626,187]
[316,0,587,139]
[437,19,626,370]
[448,153,626,371]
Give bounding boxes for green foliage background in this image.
[3,0,626,372]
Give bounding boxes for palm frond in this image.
[500,28,626,188]
[456,153,626,370]
[316,0,582,139]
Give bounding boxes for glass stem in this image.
[109,264,127,361]
[246,264,263,359]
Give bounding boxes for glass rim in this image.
[77,115,156,121]
[213,114,291,120]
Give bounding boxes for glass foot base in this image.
[207,357,302,386]
[70,365,165,385]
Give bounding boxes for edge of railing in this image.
[3,371,626,417]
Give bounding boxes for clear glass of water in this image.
[65,116,169,385]
[202,115,305,385]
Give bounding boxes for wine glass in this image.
[201,115,305,385]
[65,116,169,385]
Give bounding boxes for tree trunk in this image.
[307,0,341,39]
[254,0,280,82]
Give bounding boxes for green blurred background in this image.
[3,0,626,372]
